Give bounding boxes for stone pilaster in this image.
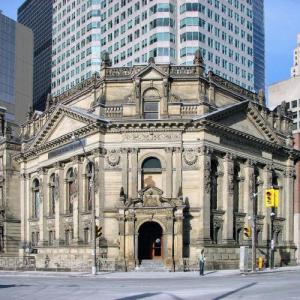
[165,147,173,198]
[262,164,272,242]
[20,172,28,249]
[124,212,136,269]
[284,160,295,244]
[174,147,182,198]
[222,153,235,244]
[38,168,47,245]
[25,174,31,243]
[72,156,83,244]
[174,208,184,269]
[121,148,129,197]
[54,162,64,245]
[93,148,105,219]
[130,148,138,199]
[198,146,211,243]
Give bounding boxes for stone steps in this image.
[135,259,168,272]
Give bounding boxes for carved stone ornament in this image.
[183,149,198,166]
[106,149,121,167]
[204,160,211,194]
[124,132,181,142]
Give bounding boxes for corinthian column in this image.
[198,146,211,243]
[262,164,272,243]
[284,159,295,245]
[243,159,255,227]
[222,153,235,244]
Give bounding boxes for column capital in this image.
[93,147,106,157]
[198,145,212,155]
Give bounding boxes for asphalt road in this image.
[0,270,300,300]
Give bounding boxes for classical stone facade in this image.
[0,107,21,256]
[16,53,298,271]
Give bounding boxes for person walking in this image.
[199,248,206,276]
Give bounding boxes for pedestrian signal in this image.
[243,226,252,238]
[95,225,102,238]
[265,189,275,208]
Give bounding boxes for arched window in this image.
[66,168,76,214]
[86,162,94,211]
[142,157,162,188]
[143,88,160,119]
[49,174,56,216]
[32,179,40,219]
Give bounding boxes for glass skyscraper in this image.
[18,0,53,111]
[0,12,33,123]
[50,0,265,96]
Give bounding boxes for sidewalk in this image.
[1,265,300,279]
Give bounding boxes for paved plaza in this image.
[1,267,300,300]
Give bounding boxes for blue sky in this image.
[1,0,300,88]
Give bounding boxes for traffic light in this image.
[95,225,102,238]
[265,189,275,208]
[243,226,252,238]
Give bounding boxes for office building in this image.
[51,0,101,96]
[268,34,300,132]
[51,0,265,97]
[100,0,264,92]
[18,0,53,111]
[0,12,33,123]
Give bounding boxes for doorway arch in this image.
[138,221,163,261]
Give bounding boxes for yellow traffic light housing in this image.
[95,225,102,238]
[265,189,275,207]
[243,226,252,238]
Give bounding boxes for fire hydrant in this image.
[258,257,264,270]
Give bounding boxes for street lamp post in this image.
[270,209,276,269]
[71,134,97,275]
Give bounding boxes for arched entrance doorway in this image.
[138,221,163,262]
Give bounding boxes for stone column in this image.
[174,208,184,270]
[72,156,82,244]
[25,174,31,243]
[130,148,138,199]
[54,162,64,245]
[222,153,235,244]
[124,212,136,270]
[121,148,129,197]
[118,210,126,270]
[165,214,174,268]
[198,146,211,243]
[243,159,255,245]
[165,147,173,198]
[20,172,28,251]
[284,159,295,245]
[38,168,47,246]
[174,147,182,198]
[262,165,272,243]
[93,148,105,220]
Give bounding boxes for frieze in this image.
[124,132,181,142]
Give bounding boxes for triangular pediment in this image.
[202,101,280,144]
[46,115,87,142]
[29,105,98,150]
[133,63,168,80]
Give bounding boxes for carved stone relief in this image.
[183,148,198,169]
[105,149,121,169]
[123,132,181,142]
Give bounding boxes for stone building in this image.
[17,53,298,271]
[0,107,21,255]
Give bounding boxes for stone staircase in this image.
[135,260,168,272]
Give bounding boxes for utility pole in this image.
[252,193,257,272]
[270,209,276,269]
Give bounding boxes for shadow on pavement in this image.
[0,284,31,289]
[116,293,161,300]
[213,282,257,300]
